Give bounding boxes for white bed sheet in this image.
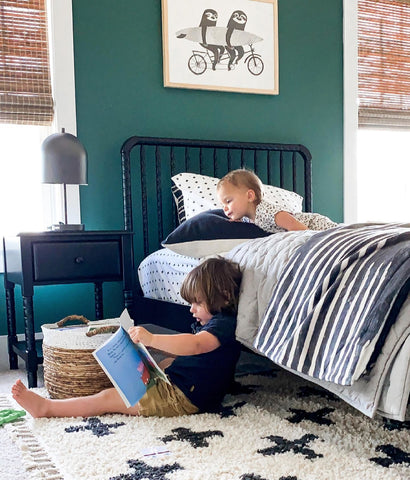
[138,248,199,305]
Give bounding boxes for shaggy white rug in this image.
[1,368,409,480]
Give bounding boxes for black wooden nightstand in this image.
[3,231,134,388]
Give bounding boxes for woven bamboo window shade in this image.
[0,0,54,125]
[358,0,410,128]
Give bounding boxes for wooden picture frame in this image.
[161,0,279,95]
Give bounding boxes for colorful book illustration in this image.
[93,325,170,408]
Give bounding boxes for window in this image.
[357,0,410,222]
[357,128,410,221]
[358,0,410,128]
[0,124,53,235]
[0,0,54,125]
[0,0,79,270]
[344,0,410,223]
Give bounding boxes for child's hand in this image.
[128,326,153,347]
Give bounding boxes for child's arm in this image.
[254,200,306,232]
[275,211,308,231]
[128,326,221,356]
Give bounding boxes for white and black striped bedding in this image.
[138,224,410,418]
[254,223,410,386]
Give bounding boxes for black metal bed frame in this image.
[120,136,312,329]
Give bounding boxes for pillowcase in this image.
[171,172,303,223]
[162,209,270,258]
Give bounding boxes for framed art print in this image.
[161,0,279,95]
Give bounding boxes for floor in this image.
[0,367,41,393]
[0,352,274,479]
[0,365,44,480]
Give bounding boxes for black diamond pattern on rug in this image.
[240,475,298,480]
[240,474,269,480]
[228,381,258,395]
[383,418,410,431]
[231,380,269,396]
[287,407,335,425]
[370,444,410,468]
[219,400,247,418]
[159,427,224,448]
[298,385,340,402]
[65,417,125,437]
[258,433,323,460]
[109,459,182,480]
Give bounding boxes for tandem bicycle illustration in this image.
[176,9,265,78]
[187,44,264,76]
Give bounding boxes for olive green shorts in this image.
[138,379,199,417]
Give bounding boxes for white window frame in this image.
[47,0,80,226]
[343,0,358,223]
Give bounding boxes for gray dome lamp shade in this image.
[41,128,88,231]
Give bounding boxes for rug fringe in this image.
[1,394,63,480]
[0,396,12,409]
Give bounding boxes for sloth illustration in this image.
[226,10,247,70]
[199,9,224,70]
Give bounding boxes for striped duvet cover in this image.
[225,224,410,420]
[254,223,410,386]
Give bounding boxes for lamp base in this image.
[48,223,85,232]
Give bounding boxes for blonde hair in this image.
[180,257,242,315]
[217,169,263,204]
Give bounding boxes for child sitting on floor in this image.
[216,169,337,232]
[12,257,242,418]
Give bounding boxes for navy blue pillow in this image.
[162,209,270,258]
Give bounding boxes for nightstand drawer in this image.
[33,241,122,282]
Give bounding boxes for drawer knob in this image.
[74,256,85,264]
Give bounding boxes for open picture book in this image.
[93,311,169,408]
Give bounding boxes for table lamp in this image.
[41,128,88,231]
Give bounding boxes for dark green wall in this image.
[0,0,343,336]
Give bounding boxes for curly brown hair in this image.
[180,257,242,315]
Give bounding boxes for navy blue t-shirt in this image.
[165,313,241,412]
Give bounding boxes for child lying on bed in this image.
[217,169,337,232]
[12,257,242,418]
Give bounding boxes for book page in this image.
[135,342,170,385]
[93,327,149,407]
[93,325,169,408]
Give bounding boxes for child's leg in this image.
[11,379,140,418]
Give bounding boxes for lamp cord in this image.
[63,184,68,224]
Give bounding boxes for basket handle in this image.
[56,315,90,328]
[86,325,120,337]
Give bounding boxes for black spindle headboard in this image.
[120,136,312,268]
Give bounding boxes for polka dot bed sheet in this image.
[138,248,200,305]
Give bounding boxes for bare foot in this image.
[11,379,50,418]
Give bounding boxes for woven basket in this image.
[42,315,119,399]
